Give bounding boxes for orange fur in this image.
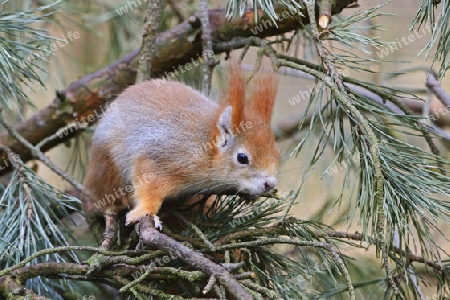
[84,144,129,214]
[126,156,180,224]
[242,61,279,172]
[247,62,279,123]
[84,57,280,231]
[210,60,247,158]
[221,59,246,126]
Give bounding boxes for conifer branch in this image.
[172,211,215,251]
[0,112,89,198]
[304,1,398,296]
[426,72,450,108]
[137,215,253,300]
[1,216,447,298]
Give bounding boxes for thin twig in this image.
[0,113,89,198]
[199,0,215,95]
[136,0,163,82]
[203,275,216,295]
[213,237,354,298]
[393,229,426,300]
[241,279,278,299]
[119,264,154,293]
[100,213,117,250]
[221,262,245,271]
[166,0,184,23]
[0,145,21,170]
[113,275,184,299]
[35,123,80,150]
[317,0,332,29]
[234,272,256,280]
[0,245,152,276]
[172,211,215,251]
[426,72,450,108]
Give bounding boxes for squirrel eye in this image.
[237,153,249,165]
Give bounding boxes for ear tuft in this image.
[247,60,279,122]
[221,59,246,126]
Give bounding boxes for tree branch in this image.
[137,216,253,300]
[426,72,450,108]
[0,219,446,298]
[0,113,88,197]
[213,223,448,276]
[199,0,215,95]
[136,0,163,82]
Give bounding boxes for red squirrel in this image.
[84,60,279,229]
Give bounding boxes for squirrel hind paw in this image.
[125,209,141,226]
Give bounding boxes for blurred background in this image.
[20,0,450,297]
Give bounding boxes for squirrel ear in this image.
[216,106,234,150]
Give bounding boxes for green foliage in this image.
[225,0,450,298]
[0,158,81,299]
[413,0,450,79]
[0,0,60,116]
[226,0,303,23]
[89,0,197,64]
[158,194,354,299]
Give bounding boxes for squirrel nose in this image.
[264,177,277,190]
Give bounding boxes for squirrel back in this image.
[84,60,280,226]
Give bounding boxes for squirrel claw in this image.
[125,211,163,231]
[153,215,163,231]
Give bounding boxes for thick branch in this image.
[138,216,252,300]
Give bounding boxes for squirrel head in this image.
[209,59,279,198]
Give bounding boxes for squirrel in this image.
[84,60,280,230]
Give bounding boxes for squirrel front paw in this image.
[125,210,163,230]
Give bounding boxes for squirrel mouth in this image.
[195,187,276,202]
[239,193,259,202]
[238,188,277,202]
